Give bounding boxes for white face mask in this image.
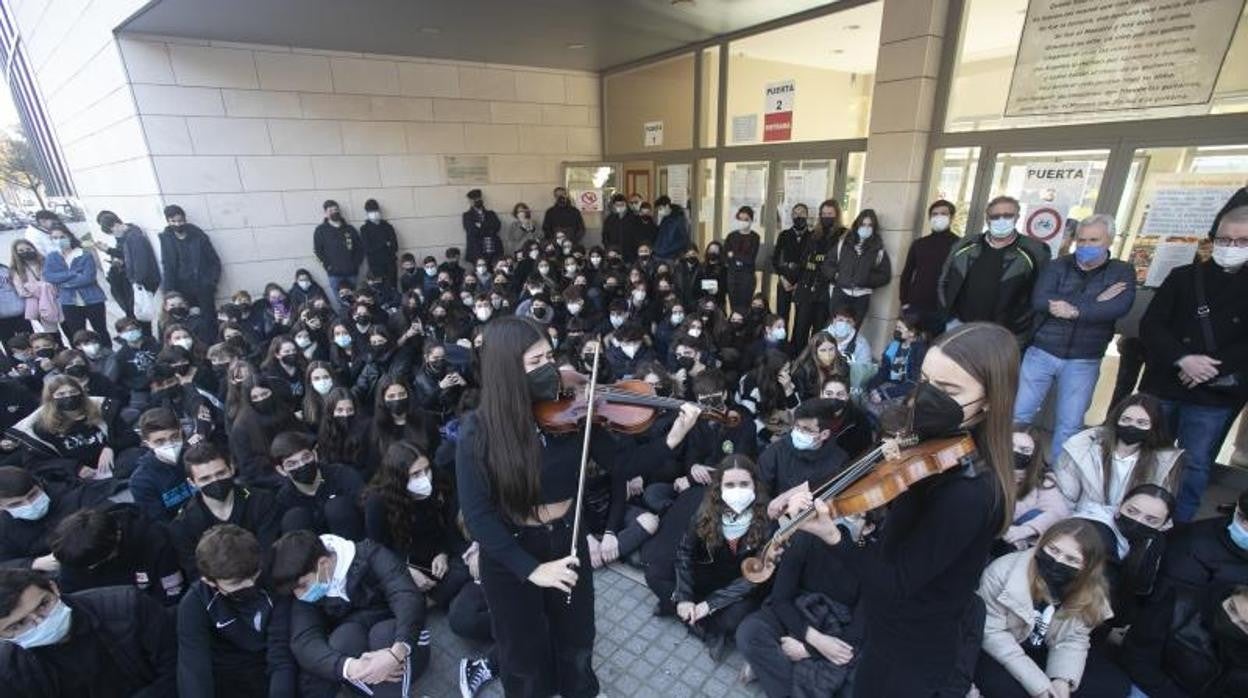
[609,315,626,329]
[613,205,627,216]
[295,335,313,349]
[721,486,756,514]
[367,211,381,222]
[621,343,640,359]
[736,219,751,231]
[1212,245,1248,270]
[769,327,787,342]
[566,303,583,315]
[153,441,184,465]
[687,327,702,339]
[631,291,646,304]
[856,226,873,240]
[670,312,685,325]
[173,338,194,351]
[312,378,334,395]
[406,474,433,498]
[474,307,492,322]
[930,214,951,232]
[8,599,72,649]
[80,343,101,359]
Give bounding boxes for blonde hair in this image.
[1030,518,1111,627]
[37,375,102,435]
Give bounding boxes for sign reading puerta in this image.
[763,80,795,142]
[1005,0,1245,116]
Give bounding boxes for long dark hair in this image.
[317,388,363,464]
[747,349,791,415]
[301,361,335,427]
[371,375,429,453]
[364,441,444,558]
[930,322,1019,535]
[1098,393,1179,498]
[1014,424,1054,501]
[693,455,770,554]
[474,316,546,524]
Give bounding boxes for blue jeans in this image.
[326,274,357,311]
[1014,346,1102,459]
[1160,399,1236,522]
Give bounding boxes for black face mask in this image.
[675,355,695,371]
[34,348,56,360]
[819,216,837,230]
[169,307,189,320]
[333,414,354,429]
[223,585,264,607]
[1033,547,1080,601]
[1115,513,1160,543]
[17,250,37,261]
[426,360,447,377]
[1013,451,1032,470]
[55,394,85,412]
[910,382,972,439]
[153,386,183,407]
[385,397,409,416]
[64,364,89,380]
[826,398,847,415]
[526,362,561,403]
[279,354,298,368]
[251,396,275,415]
[792,217,807,230]
[1117,425,1149,446]
[287,460,319,485]
[698,394,726,411]
[200,477,234,501]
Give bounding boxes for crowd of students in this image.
[0,183,1243,698]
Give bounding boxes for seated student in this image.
[411,342,467,426]
[6,374,138,483]
[790,331,850,402]
[0,466,114,571]
[229,373,301,490]
[825,306,872,367]
[1119,582,1248,698]
[996,426,1070,555]
[668,335,715,399]
[112,316,161,406]
[363,441,470,609]
[605,321,653,379]
[737,349,801,447]
[1104,484,1175,635]
[128,408,195,522]
[973,518,1129,698]
[1159,487,1248,593]
[670,456,772,661]
[736,529,863,698]
[49,504,185,605]
[177,525,277,698]
[51,348,124,401]
[70,329,117,380]
[760,398,850,520]
[169,442,281,578]
[816,376,874,459]
[145,360,221,444]
[0,567,176,696]
[864,306,928,419]
[316,387,371,472]
[1052,393,1183,543]
[269,530,431,697]
[271,431,364,539]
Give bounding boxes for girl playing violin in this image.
[796,322,1019,697]
[456,316,699,697]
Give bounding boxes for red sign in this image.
[763,111,792,142]
[1025,207,1063,242]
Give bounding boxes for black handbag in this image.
[1192,264,1242,393]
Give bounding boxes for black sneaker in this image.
[459,656,495,698]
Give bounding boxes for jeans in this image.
[327,274,358,311]
[1014,346,1102,459]
[1160,399,1237,522]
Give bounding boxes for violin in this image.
[533,369,742,435]
[740,433,978,583]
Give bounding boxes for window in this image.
[604,54,695,154]
[696,158,716,248]
[700,48,720,148]
[924,148,981,235]
[945,0,1248,132]
[724,2,880,145]
[988,149,1110,254]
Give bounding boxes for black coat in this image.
[542,203,585,242]
[273,463,364,534]
[757,435,848,498]
[158,224,221,296]
[1140,260,1248,407]
[118,224,162,292]
[312,221,364,276]
[282,539,425,681]
[359,219,398,276]
[461,208,503,263]
[169,486,281,578]
[0,586,177,697]
[899,230,957,315]
[177,580,273,698]
[772,226,806,285]
[57,504,185,606]
[674,521,768,612]
[1121,584,1248,698]
[1160,514,1248,593]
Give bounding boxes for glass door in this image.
[985,149,1111,257]
[657,163,692,211]
[720,161,770,313]
[563,161,621,245]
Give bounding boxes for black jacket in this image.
[939,232,1050,340]
[273,463,364,534]
[0,586,177,698]
[1121,584,1248,698]
[158,223,221,295]
[359,219,398,273]
[1140,260,1248,407]
[674,522,768,612]
[772,226,807,285]
[283,538,425,681]
[795,227,839,303]
[821,231,891,292]
[461,208,503,263]
[312,220,364,276]
[899,229,958,314]
[169,486,281,578]
[757,435,848,498]
[0,479,115,568]
[177,580,274,698]
[118,224,162,292]
[56,504,185,606]
[1160,514,1248,593]
[542,202,585,242]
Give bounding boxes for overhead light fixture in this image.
[567,42,586,49]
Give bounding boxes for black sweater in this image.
[456,412,674,579]
[767,531,862,641]
[757,434,848,497]
[273,463,364,533]
[176,580,273,698]
[312,221,364,276]
[899,230,957,314]
[169,486,281,578]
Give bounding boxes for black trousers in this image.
[1110,336,1145,409]
[727,270,756,313]
[280,499,364,541]
[775,285,794,328]
[0,316,32,347]
[829,290,871,325]
[299,618,431,698]
[173,284,217,318]
[61,303,110,344]
[479,516,598,698]
[641,485,705,612]
[737,606,797,698]
[791,297,828,349]
[425,556,471,609]
[448,580,494,644]
[973,643,1130,698]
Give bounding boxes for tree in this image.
[0,133,44,207]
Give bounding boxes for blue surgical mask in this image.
[790,429,819,451]
[1228,517,1248,551]
[856,226,873,240]
[9,599,72,649]
[55,238,71,250]
[121,329,142,343]
[829,319,853,340]
[297,569,330,603]
[6,491,50,521]
[333,335,352,348]
[988,217,1016,237]
[1074,245,1107,266]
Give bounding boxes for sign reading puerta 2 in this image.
[1005,0,1245,116]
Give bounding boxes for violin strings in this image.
[774,445,885,539]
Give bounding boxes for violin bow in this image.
[566,340,601,602]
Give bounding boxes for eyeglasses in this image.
[1212,236,1248,248]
